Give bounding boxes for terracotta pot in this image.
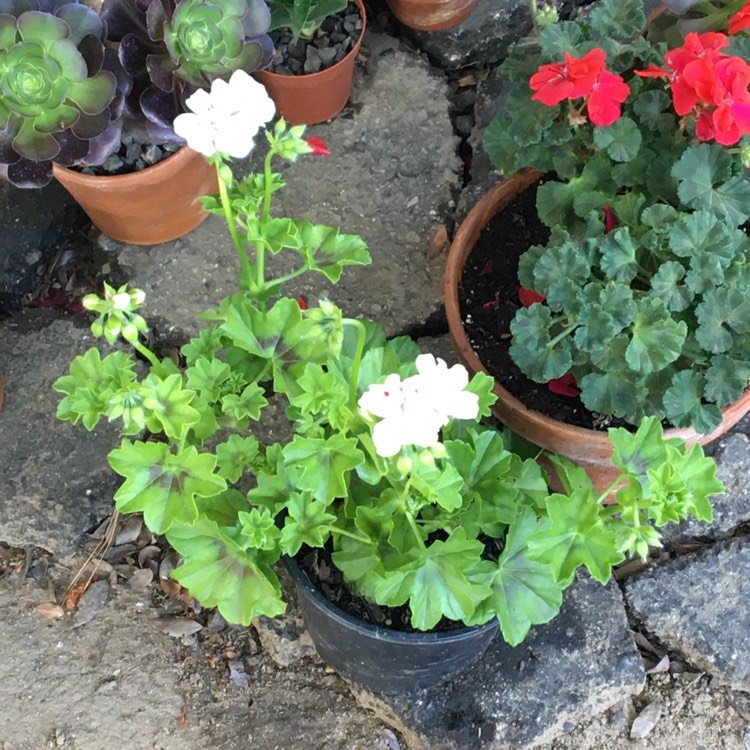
[444,171,750,495]
[53,146,217,245]
[254,0,366,125]
[386,0,477,31]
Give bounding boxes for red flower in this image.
[729,1,750,35]
[603,205,617,234]
[518,287,546,307]
[548,373,580,398]
[586,69,630,126]
[307,137,330,155]
[530,49,606,106]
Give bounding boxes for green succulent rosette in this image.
[0,0,118,187]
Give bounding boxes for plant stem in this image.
[262,266,307,295]
[133,340,159,368]
[405,511,427,551]
[215,160,252,285]
[595,474,626,505]
[343,317,367,409]
[548,321,578,348]
[256,149,276,292]
[328,525,370,544]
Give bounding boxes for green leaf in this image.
[593,117,642,162]
[246,217,300,254]
[464,371,497,417]
[279,493,336,556]
[633,89,673,131]
[471,508,563,646]
[528,488,624,585]
[167,519,285,624]
[649,261,692,313]
[673,143,750,225]
[375,528,492,630]
[282,432,363,503]
[625,297,686,374]
[510,305,574,382]
[186,357,231,401]
[662,370,723,433]
[705,355,750,406]
[221,382,268,423]
[589,0,646,39]
[579,370,647,418]
[296,220,371,283]
[538,21,584,58]
[696,287,750,355]
[238,507,281,551]
[599,227,639,282]
[215,434,260,482]
[108,441,227,534]
[141,373,201,440]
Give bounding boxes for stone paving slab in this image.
[0,311,122,558]
[114,32,460,341]
[352,574,645,750]
[626,541,750,692]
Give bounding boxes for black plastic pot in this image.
[284,556,498,693]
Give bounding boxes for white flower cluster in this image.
[358,354,480,457]
[174,70,276,159]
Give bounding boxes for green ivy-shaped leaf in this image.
[649,261,692,312]
[510,305,574,382]
[705,355,750,406]
[469,508,563,646]
[282,432,363,503]
[279,493,336,556]
[296,220,371,283]
[528,488,624,585]
[108,441,227,534]
[141,373,201,440]
[246,217,300,255]
[186,357,231,401]
[167,519,285,624]
[238,507,281,551]
[221,382,268,424]
[590,0,646,40]
[215,434,260,482]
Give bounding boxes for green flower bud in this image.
[396,456,412,473]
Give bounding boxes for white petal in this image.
[371,419,405,457]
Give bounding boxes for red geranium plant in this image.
[483,0,750,435]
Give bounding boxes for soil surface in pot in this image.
[459,183,630,432]
[296,538,502,634]
[266,1,363,75]
[77,135,181,177]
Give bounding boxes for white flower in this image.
[173,70,276,159]
[358,373,444,457]
[112,292,131,311]
[406,354,479,423]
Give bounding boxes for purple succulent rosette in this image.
[101,0,274,144]
[0,0,120,187]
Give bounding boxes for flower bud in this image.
[396,456,412,474]
[418,450,435,467]
[430,442,447,459]
[535,4,559,27]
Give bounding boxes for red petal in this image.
[548,373,580,397]
[482,300,498,309]
[307,137,330,156]
[297,295,308,310]
[603,205,617,234]
[518,287,546,307]
[480,260,493,276]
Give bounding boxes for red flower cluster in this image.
[730,1,750,35]
[636,32,750,145]
[529,48,630,126]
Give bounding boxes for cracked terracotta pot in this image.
[386,0,477,31]
[444,170,750,496]
[254,0,366,125]
[53,146,217,245]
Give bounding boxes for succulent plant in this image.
[101,0,274,143]
[268,0,349,40]
[0,0,120,187]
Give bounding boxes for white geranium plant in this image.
[54,71,724,645]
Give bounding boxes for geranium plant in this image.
[485,0,750,433]
[54,72,723,647]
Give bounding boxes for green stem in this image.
[405,511,427,552]
[595,474,626,506]
[215,160,252,285]
[328,525,370,544]
[548,321,578,349]
[343,317,367,409]
[263,266,308,295]
[256,149,276,291]
[133,340,159,368]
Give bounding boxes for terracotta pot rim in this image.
[444,170,750,449]
[256,0,366,84]
[52,144,196,187]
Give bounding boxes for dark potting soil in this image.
[266,1,363,76]
[296,538,503,634]
[77,135,181,177]
[459,182,628,431]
